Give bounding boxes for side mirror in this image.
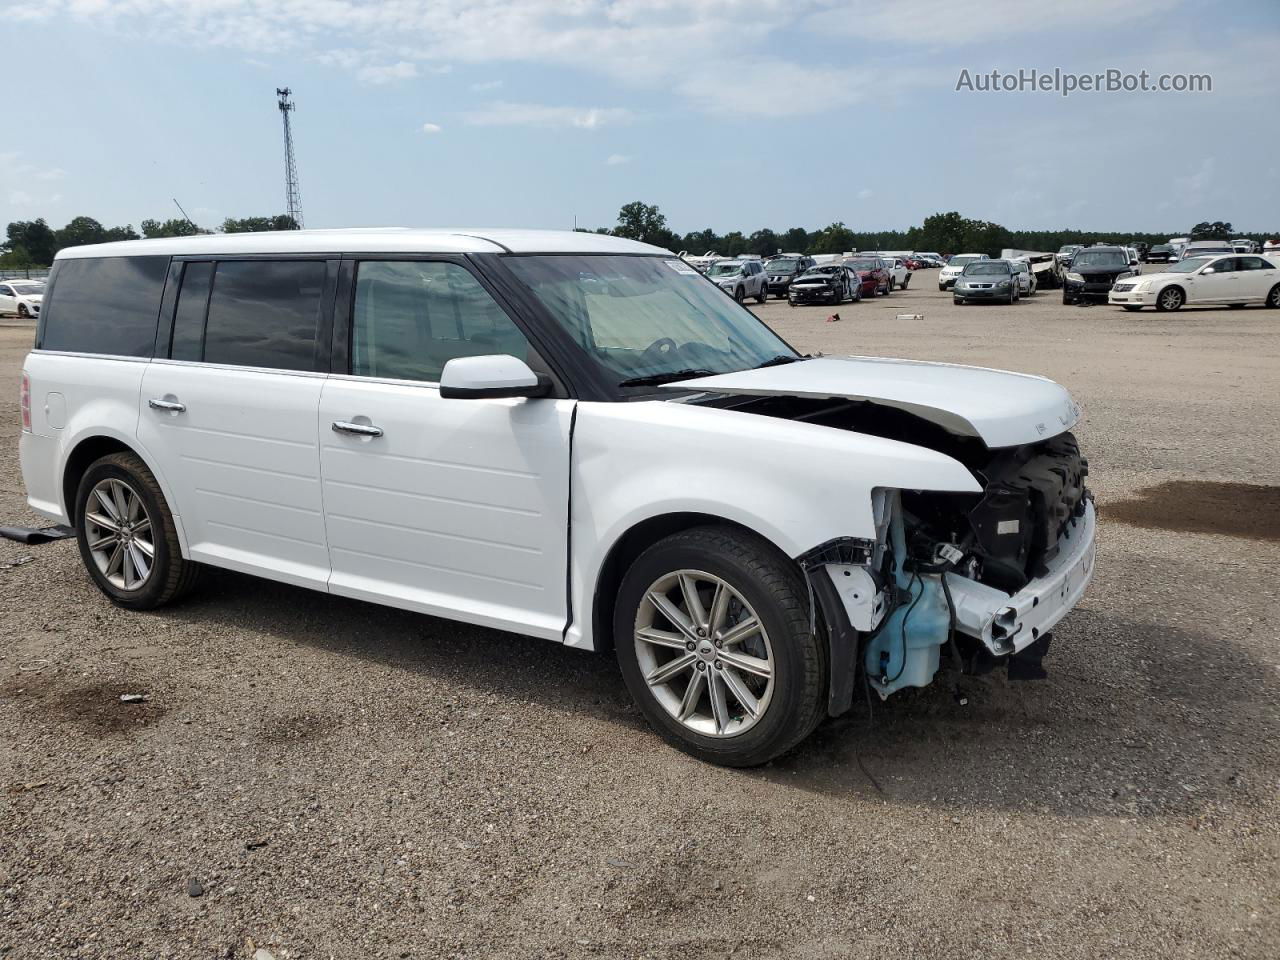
[1201,267,1215,274]
[439,355,552,400]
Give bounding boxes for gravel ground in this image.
[1,274,1278,959]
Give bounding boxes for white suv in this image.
[19,229,1096,766]
[706,258,768,303]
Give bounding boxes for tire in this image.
[887,277,895,291]
[734,286,744,304]
[74,452,201,610]
[851,283,862,302]
[1062,293,1073,305]
[1155,286,1184,312]
[756,283,767,304]
[614,526,827,767]
[938,285,947,292]
[1268,284,1280,308]
[17,303,29,318]
[901,275,911,289]
[787,300,795,308]
[954,297,965,305]
[1009,288,1016,304]
[1122,306,1142,312]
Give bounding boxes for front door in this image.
[1190,256,1239,303]
[138,258,333,588]
[318,258,573,640]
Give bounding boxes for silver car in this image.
[1011,260,1037,296]
[706,259,768,303]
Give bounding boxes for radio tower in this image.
[276,87,304,229]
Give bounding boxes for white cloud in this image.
[856,188,873,200]
[357,60,419,85]
[463,101,631,130]
[421,122,443,134]
[606,153,630,166]
[0,152,67,211]
[471,79,503,92]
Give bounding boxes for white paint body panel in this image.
[563,399,982,650]
[317,378,574,641]
[137,362,330,589]
[664,356,1080,449]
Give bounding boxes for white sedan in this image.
[1109,254,1280,312]
[0,279,44,318]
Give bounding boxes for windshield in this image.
[1168,256,1215,273]
[767,259,799,274]
[1151,245,1172,253]
[845,260,879,271]
[503,255,796,388]
[1058,245,1081,255]
[1072,250,1127,268]
[963,262,1010,276]
[707,262,743,277]
[802,266,841,277]
[9,281,44,293]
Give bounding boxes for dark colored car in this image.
[787,264,857,306]
[763,255,815,298]
[1062,246,1137,304]
[842,257,891,297]
[1145,244,1174,264]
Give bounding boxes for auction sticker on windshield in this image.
[665,259,698,275]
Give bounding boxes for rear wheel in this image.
[614,526,826,767]
[1268,284,1280,308]
[1156,286,1184,312]
[74,452,201,610]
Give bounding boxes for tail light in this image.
[20,372,31,432]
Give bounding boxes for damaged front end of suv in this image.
[669,357,1097,715]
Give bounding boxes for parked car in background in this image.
[1180,241,1234,259]
[954,260,1020,304]
[915,251,944,266]
[843,256,891,297]
[1055,244,1083,268]
[938,253,989,290]
[881,257,911,290]
[21,227,1096,767]
[1062,246,1137,304]
[787,264,857,306]
[1109,254,1280,312]
[1012,259,1037,296]
[0,280,44,318]
[1146,244,1175,264]
[1231,239,1258,254]
[763,255,816,299]
[708,258,768,303]
[903,256,925,270]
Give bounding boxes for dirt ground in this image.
[1,273,1278,959]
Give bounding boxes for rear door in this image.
[138,258,335,588]
[1238,256,1278,301]
[317,257,574,640]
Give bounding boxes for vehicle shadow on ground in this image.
[774,610,1275,818]
[155,572,1273,820]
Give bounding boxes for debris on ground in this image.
[119,693,149,704]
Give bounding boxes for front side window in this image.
[203,260,325,371]
[351,260,532,383]
[503,254,795,388]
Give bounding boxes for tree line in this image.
[5,203,1272,268]
[600,203,1275,258]
[0,214,299,267]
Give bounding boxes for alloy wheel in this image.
[1159,288,1183,311]
[633,569,775,738]
[83,478,155,591]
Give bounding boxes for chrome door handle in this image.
[148,398,186,413]
[331,420,383,438]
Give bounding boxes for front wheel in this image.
[1156,286,1184,312]
[614,526,827,767]
[74,452,201,610]
[756,284,767,304]
[17,303,30,318]
[1268,284,1280,308]
[734,286,744,304]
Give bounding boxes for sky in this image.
[4,0,1279,239]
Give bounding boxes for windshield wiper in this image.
[754,354,806,369]
[618,368,717,388]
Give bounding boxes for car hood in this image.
[1124,270,1182,284]
[794,274,838,283]
[663,355,1080,448]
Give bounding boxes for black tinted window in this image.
[170,261,212,362]
[352,261,531,383]
[40,256,169,357]
[204,260,324,371]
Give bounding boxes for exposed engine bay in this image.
[716,394,1095,707]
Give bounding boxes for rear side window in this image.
[202,260,325,371]
[40,256,169,357]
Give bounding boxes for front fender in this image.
[565,398,980,650]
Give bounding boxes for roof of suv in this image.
[53,227,669,260]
